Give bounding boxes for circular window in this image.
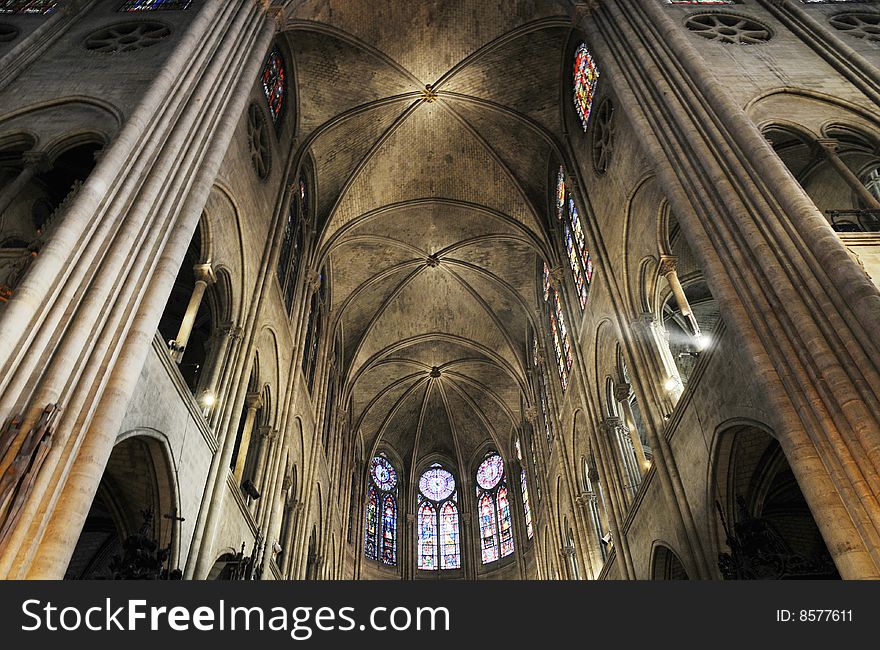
[247,103,271,180]
[476,453,504,490]
[592,99,616,175]
[829,13,880,43]
[84,22,171,54]
[0,24,19,44]
[685,13,772,45]
[370,456,397,491]
[419,466,455,501]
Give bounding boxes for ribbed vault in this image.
[283,0,573,477]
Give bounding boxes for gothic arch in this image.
[650,542,689,580]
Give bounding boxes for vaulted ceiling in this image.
[283,0,574,479]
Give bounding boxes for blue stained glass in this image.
[419,466,455,501]
[476,454,504,490]
[364,486,378,560]
[365,456,397,565]
[418,501,437,570]
[0,0,55,13]
[382,495,396,565]
[417,466,459,571]
[440,501,460,569]
[479,493,498,564]
[370,456,397,491]
[498,485,514,557]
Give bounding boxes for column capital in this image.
[613,382,633,402]
[630,311,656,331]
[193,263,216,285]
[658,255,678,277]
[21,151,50,173]
[548,265,565,285]
[305,269,321,292]
[815,137,840,155]
[257,425,276,440]
[524,406,538,424]
[246,392,264,411]
[600,416,626,436]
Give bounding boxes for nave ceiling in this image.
[282,0,576,478]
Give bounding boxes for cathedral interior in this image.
[0,0,879,581]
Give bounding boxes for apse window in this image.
[417,464,461,571]
[364,455,398,566]
[476,453,515,564]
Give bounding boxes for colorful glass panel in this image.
[542,262,551,302]
[498,485,514,557]
[364,486,378,560]
[564,223,588,310]
[381,494,396,564]
[119,0,192,10]
[568,197,588,263]
[573,43,599,131]
[476,454,504,490]
[556,167,566,220]
[261,48,286,124]
[0,0,55,12]
[521,468,534,539]
[479,493,499,564]
[439,501,461,569]
[419,466,455,501]
[417,500,438,570]
[370,456,398,491]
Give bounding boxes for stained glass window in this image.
[382,495,396,564]
[370,456,397,491]
[0,0,55,12]
[261,48,286,125]
[498,486,514,556]
[419,466,456,501]
[556,167,566,220]
[476,453,514,564]
[364,455,398,565]
[555,167,593,310]
[573,43,599,132]
[119,0,192,10]
[564,224,588,310]
[439,501,460,569]
[418,500,437,570]
[277,173,307,316]
[479,493,498,564]
[417,465,460,570]
[515,438,534,539]
[364,486,378,560]
[542,262,551,302]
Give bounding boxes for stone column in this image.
[253,426,276,499]
[814,138,880,211]
[281,499,303,578]
[169,263,216,362]
[0,152,50,217]
[659,255,700,336]
[602,416,639,503]
[233,392,263,483]
[2,1,277,580]
[614,383,649,473]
